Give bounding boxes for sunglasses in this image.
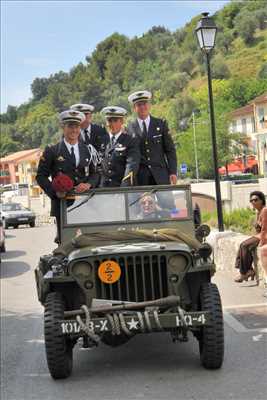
[250,198,259,203]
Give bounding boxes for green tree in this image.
[216,30,233,54]
[89,33,129,78]
[0,105,17,123]
[235,12,258,44]
[212,55,231,79]
[177,56,194,78]
[161,73,189,98]
[0,124,20,156]
[31,77,49,100]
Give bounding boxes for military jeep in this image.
[35,185,224,379]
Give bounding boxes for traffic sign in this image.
[180,163,187,174]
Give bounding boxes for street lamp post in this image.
[192,109,200,182]
[195,12,224,231]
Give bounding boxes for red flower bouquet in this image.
[52,173,74,193]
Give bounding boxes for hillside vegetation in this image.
[1,0,267,178]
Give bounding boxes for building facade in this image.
[0,148,42,196]
[229,92,267,176]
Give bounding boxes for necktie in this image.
[84,129,89,145]
[111,136,116,146]
[142,121,148,136]
[70,146,76,167]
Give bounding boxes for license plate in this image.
[18,218,28,221]
[60,311,208,335]
[175,313,207,326]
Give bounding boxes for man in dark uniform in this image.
[36,110,99,243]
[70,103,106,151]
[99,106,140,187]
[127,90,177,186]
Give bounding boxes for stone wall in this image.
[208,231,265,285]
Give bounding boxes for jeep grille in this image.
[94,254,168,302]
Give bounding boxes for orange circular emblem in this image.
[98,260,121,284]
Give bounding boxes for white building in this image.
[229,92,267,176]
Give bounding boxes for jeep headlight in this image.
[168,254,188,273]
[198,243,212,260]
[72,261,92,278]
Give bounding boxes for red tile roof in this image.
[252,92,267,104]
[230,104,254,117]
[0,148,41,163]
[230,92,267,118]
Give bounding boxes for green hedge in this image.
[202,208,256,235]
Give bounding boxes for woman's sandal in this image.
[234,269,255,283]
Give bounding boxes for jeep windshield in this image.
[65,188,189,226]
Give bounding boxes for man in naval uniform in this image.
[127,90,177,186]
[36,110,99,243]
[99,106,140,187]
[70,103,106,151]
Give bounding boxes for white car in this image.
[1,203,36,229]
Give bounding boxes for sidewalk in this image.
[213,269,267,309]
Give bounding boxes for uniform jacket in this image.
[98,131,140,187]
[81,123,107,151]
[36,140,100,217]
[127,116,177,185]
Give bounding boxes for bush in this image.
[202,208,256,234]
[257,63,267,79]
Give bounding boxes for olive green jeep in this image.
[35,185,224,379]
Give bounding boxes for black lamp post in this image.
[195,12,224,232]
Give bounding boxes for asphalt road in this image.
[1,225,267,400]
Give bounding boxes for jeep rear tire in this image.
[44,292,73,379]
[199,283,224,369]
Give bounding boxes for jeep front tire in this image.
[44,292,73,379]
[199,283,224,369]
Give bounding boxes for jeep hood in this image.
[68,241,191,261]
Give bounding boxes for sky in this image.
[1,0,229,113]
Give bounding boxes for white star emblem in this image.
[127,318,139,330]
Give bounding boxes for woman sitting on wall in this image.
[235,191,267,283]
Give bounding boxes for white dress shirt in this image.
[64,139,80,166]
[137,115,150,133]
[109,131,122,145]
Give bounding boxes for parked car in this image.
[0,219,5,252]
[0,203,36,229]
[35,185,224,379]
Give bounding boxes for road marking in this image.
[23,373,50,378]
[253,334,264,342]
[26,339,44,344]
